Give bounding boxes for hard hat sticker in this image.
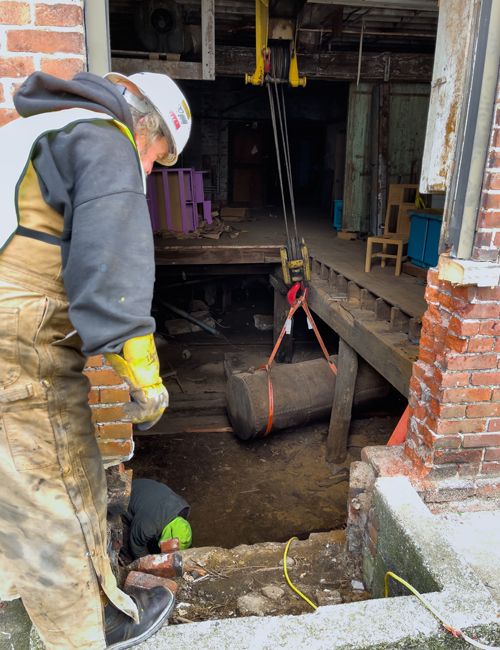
[176,104,188,125]
[182,99,191,119]
[169,111,181,130]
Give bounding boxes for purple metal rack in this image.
[146,168,212,234]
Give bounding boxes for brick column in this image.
[85,355,134,466]
[0,0,85,126]
[406,73,500,479]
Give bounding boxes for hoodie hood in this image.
[14,71,134,132]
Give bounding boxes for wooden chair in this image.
[365,184,416,276]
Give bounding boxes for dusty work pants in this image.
[0,261,137,650]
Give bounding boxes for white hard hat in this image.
[106,71,192,166]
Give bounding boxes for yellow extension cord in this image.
[283,537,317,610]
[282,543,500,649]
[385,572,500,650]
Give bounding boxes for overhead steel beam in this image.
[307,0,439,11]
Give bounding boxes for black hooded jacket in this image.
[13,72,155,355]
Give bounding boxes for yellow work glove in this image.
[104,334,169,431]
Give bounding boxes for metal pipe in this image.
[156,298,224,338]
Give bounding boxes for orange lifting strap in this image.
[258,282,337,436]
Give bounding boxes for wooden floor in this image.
[154,208,427,319]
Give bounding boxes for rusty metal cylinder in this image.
[226,356,390,440]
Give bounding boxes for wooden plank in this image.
[348,281,361,302]
[154,246,281,265]
[321,264,330,281]
[329,268,338,288]
[113,48,434,83]
[402,261,428,281]
[326,337,358,465]
[274,287,293,364]
[390,307,410,333]
[307,282,413,396]
[374,297,391,321]
[135,415,232,436]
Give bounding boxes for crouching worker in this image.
[0,69,191,650]
[122,479,192,561]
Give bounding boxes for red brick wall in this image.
[406,70,500,479]
[85,355,134,465]
[0,0,85,126]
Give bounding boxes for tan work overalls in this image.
[0,122,139,649]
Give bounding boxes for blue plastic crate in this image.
[333,200,343,230]
[407,211,443,268]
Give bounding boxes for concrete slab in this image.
[437,509,500,604]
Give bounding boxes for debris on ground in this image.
[253,314,274,331]
[155,218,247,241]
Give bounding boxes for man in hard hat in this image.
[122,479,192,562]
[0,70,191,650]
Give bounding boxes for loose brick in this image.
[430,399,466,419]
[420,332,435,351]
[424,286,440,304]
[419,347,436,366]
[97,439,133,457]
[485,448,500,461]
[479,320,500,336]
[100,387,130,404]
[40,56,84,79]
[124,571,178,595]
[98,423,133,440]
[84,368,122,387]
[476,287,500,301]
[435,419,486,435]
[91,405,124,424]
[452,299,500,320]
[474,230,493,248]
[444,334,467,353]
[439,292,454,311]
[7,30,84,55]
[423,428,461,450]
[472,248,499,263]
[482,192,500,211]
[0,2,30,24]
[86,355,104,367]
[0,55,34,77]
[88,388,99,405]
[470,371,500,386]
[434,449,483,464]
[477,210,500,229]
[446,354,497,371]
[128,553,183,578]
[468,337,494,353]
[427,268,439,286]
[35,3,82,26]
[437,371,469,388]
[441,387,491,403]
[160,539,180,554]
[0,107,19,126]
[467,403,500,418]
[480,462,500,476]
[449,316,479,337]
[463,433,500,448]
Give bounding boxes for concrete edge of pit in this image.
[134,476,500,650]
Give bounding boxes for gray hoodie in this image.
[14,71,155,356]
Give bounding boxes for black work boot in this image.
[105,585,175,649]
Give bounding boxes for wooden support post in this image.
[374,297,391,321]
[347,281,361,302]
[360,289,376,311]
[312,259,321,277]
[328,268,338,289]
[273,285,293,364]
[390,307,410,333]
[326,338,358,465]
[337,275,348,296]
[321,264,330,281]
[408,318,422,342]
[201,0,215,80]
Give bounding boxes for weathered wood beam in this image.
[202,0,215,80]
[112,47,433,82]
[308,0,438,11]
